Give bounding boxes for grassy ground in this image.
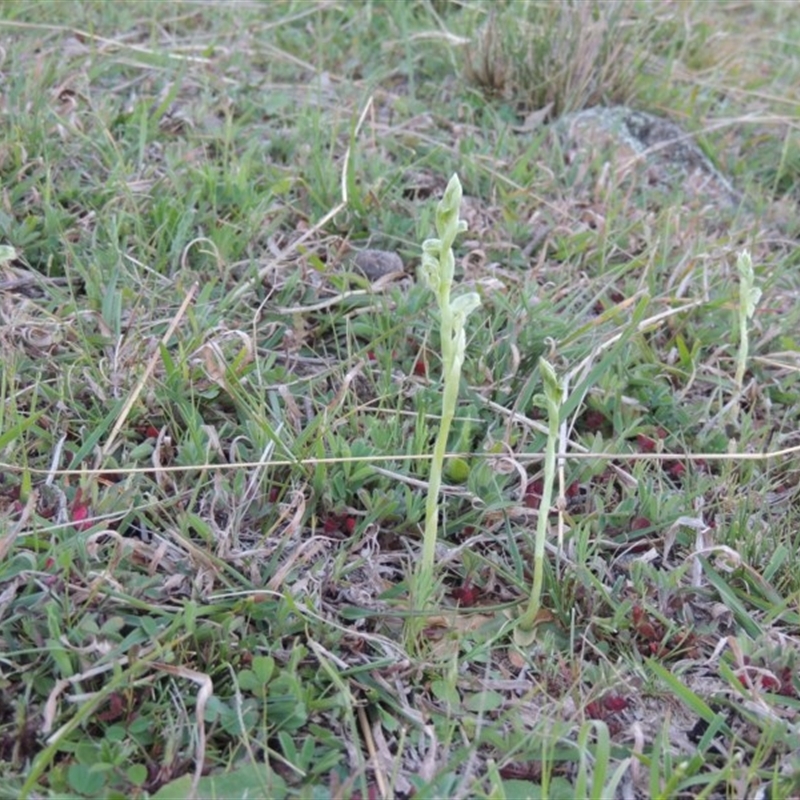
[1,1,800,797]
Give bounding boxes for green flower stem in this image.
[420,338,458,585]
[419,419,449,590]
[734,249,760,393]
[414,174,480,608]
[518,357,562,634]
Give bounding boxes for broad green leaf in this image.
[152,763,287,800]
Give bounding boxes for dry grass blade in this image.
[152,662,213,798]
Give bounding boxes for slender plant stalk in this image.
[734,249,761,392]
[414,174,480,608]
[420,371,456,581]
[517,357,563,635]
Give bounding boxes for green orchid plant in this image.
[415,174,481,608]
[516,357,563,641]
[734,249,761,393]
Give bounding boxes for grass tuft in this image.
[464,2,656,117]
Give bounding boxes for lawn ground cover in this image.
[1,1,800,798]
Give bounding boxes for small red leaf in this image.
[636,433,657,452]
[523,479,544,509]
[666,461,686,479]
[451,581,480,607]
[70,488,92,531]
[760,674,781,692]
[323,516,340,534]
[603,694,628,712]
[585,701,603,719]
[582,410,606,432]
